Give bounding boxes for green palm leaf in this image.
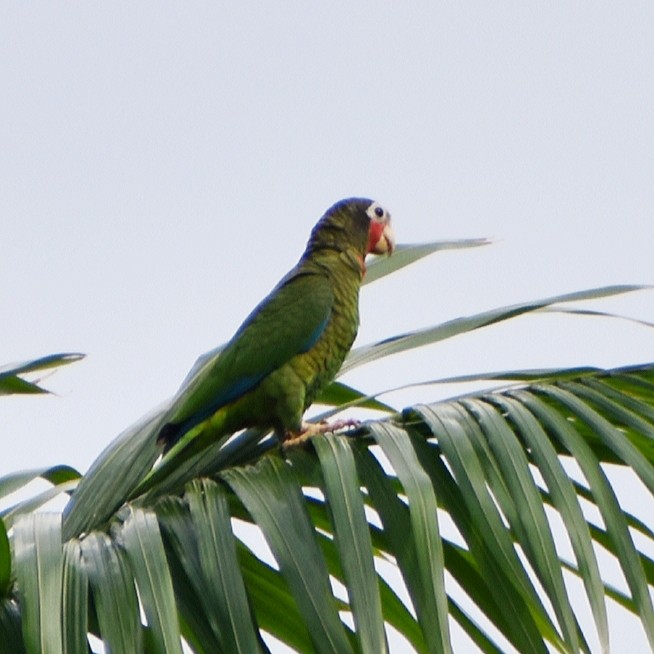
[6,361,654,652]
[0,354,84,395]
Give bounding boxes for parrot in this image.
[156,197,394,454]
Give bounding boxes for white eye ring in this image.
[367,202,387,221]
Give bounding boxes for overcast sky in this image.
[2,4,653,652]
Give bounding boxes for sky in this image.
[1,3,653,652]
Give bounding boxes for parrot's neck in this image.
[303,247,365,282]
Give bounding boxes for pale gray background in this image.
[1,4,653,652]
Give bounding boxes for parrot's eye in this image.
[366,201,390,223]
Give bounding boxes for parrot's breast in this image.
[291,257,361,409]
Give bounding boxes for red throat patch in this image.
[367,221,385,253]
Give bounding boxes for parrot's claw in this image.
[282,418,361,449]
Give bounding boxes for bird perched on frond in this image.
[157,198,394,454]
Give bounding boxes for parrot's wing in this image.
[161,269,334,436]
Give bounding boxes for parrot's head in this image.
[307,198,395,263]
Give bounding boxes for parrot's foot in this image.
[282,418,361,448]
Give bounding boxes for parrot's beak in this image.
[371,222,395,256]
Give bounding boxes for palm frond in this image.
[4,362,654,652]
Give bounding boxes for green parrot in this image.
[157,198,394,453]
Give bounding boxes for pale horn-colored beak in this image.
[371,221,395,255]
